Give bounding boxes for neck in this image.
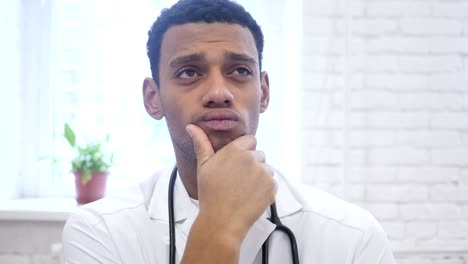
[175,153,199,200]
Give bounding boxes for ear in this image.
[259,71,270,113]
[143,77,164,120]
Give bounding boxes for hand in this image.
[185,124,277,242]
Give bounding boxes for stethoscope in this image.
[168,166,300,264]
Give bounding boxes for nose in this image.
[201,72,234,108]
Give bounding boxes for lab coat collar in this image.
[146,168,303,221]
[145,167,303,263]
[146,166,196,222]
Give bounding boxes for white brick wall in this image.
[0,220,63,264]
[303,0,468,263]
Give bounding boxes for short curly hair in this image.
[146,0,264,85]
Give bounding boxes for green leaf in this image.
[81,170,92,185]
[64,123,76,147]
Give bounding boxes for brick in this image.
[305,147,343,165]
[303,36,366,55]
[463,133,468,147]
[350,130,396,147]
[432,2,468,18]
[367,184,429,202]
[431,149,468,166]
[353,55,399,73]
[303,17,336,35]
[366,36,468,54]
[303,36,343,55]
[431,112,468,129]
[0,221,64,254]
[439,221,468,239]
[303,0,365,17]
[0,255,30,264]
[428,37,468,54]
[398,56,463,73]
[369,148,429,165]
[302,91,334,112]
[430,204,462,220]
[379,221,405,239]
[346,91,398,110]
[395,130,462,148]
[462,205,468,219]
[395,93,466,111]
[367,2,431,17]
[400,203,431,220]
[396,257,432,264]
[303,55,343,73]
[400,203,461,220]
[362,203,399,220]
[367,112,430,129]
[364,74,428,91]
[465,20,468,36]
[326,183,365,201]
[304,129,343,147]
[32,255,61,264]
[366,37,429,54]
[302,73,363,91]
[347,184,366,201]
[428,73,468,92]
[400,19,463,35]
[433,258,467,264]
[349,166,396,183]
[349,149,367,165]
[430,184,468,202]
[461,169,468,184]
[305,148,365,166]
[415,238,468,252]
[337,19,398,36]
[406,221,437,239]
[396,167,459,183]
[303,110,366,129]
[302,166,343,185]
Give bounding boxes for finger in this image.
[262,163,275,177]
[229,135,257,151]
[186,124,215,166]
[251,150,266,163]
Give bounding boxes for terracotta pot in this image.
[74,171,109,204]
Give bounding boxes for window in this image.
[8,0,302,198]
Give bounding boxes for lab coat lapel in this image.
[146,167,199,261]
[240,216,276,264]
[147,167,196,222]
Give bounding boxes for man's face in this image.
[144,23,269,158]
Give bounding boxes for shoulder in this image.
[281,177,394,262]
[64,167,170,232]
[280,175,389,242]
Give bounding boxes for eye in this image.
[176,68,201,79]
[231,66,252,76]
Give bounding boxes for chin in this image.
[209,134,239,152]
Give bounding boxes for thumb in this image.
[186,124,215,167]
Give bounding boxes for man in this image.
[63,0,395,263]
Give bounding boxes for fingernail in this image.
[185,125,193,138]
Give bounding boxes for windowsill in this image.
[0,198,79,222]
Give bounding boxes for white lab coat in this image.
[63,167,395,264]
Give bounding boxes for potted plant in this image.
[64,123,114,204]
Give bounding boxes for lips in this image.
[198,110,240,131]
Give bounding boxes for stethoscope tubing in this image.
[168,166,299,264]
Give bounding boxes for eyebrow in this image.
[169,53,205,68]
[224,51,257,65]
[168,51,258,69]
